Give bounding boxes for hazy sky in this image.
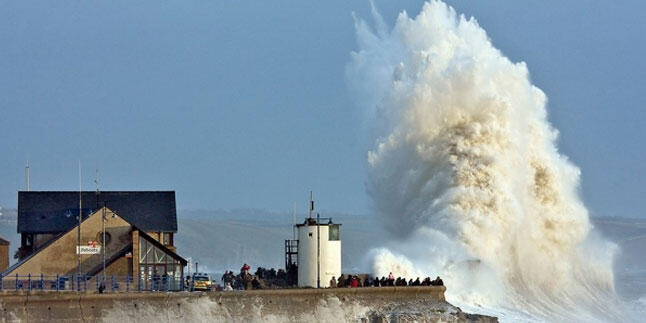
[1,1,644,218]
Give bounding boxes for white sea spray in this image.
[348,1,626,321]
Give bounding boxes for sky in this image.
[0,1,644,218]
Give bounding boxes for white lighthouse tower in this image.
[295,192,341,288]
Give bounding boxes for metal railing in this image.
[0,274,184,292]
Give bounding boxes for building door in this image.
[154,264,167,290]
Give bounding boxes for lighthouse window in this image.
[329,225,340,241]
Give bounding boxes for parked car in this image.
[191,273,212,291]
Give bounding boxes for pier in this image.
[0,286,496,322]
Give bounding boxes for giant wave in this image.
[348,1,629,321]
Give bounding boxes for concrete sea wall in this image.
[0,287,497,322]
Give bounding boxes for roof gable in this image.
[18,191,177,233]
[138,230,187,265]
[4,207,186,277]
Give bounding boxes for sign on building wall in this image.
[76,246,101,254]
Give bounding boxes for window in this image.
[98,232,111,244]
[24,234,33,247]
[163,232,172,245]
[139,238,169,264]
[139,236,183,290]
[328,224,340,241]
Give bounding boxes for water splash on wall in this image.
[348,1,622,320]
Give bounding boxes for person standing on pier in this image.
[329,276,337,288]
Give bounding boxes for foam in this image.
[348,1,628,321]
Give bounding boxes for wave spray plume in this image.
[348,1,622,321]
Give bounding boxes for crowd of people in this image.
[205,264,444,291]
[329,272,444,288]
[219,264,288,290]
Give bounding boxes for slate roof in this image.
[18,191,177,234]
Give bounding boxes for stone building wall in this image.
[0,244,8,272]
[3,208,131,276]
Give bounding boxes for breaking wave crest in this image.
[348,1,625,321]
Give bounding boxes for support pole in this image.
[103,202,107,282]
[77,161,82,290]
[316,213,320,289]
[309,191,313,219]
[25,161,29,191]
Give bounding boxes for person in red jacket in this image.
[350,276,359,288]
[241,263,251,275]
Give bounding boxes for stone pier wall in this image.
[0,286,496,322]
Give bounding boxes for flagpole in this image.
[78,161,82,288]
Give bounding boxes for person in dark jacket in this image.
[337,274,346,288]
[222,271,234,287]
[243,272,253,290]
[430,276,444,286]
[251,276,262,289]
[373,277,380,287]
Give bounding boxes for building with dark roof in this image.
[4,191,186,290]
[4,207,186,290]
[16,191,178,260]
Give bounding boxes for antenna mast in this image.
[25,161,30,191]
[308,191,314,219]
[95,168,100,209]
[95,168,99,194]
[292,203,296,240]
[77,161,82,285]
